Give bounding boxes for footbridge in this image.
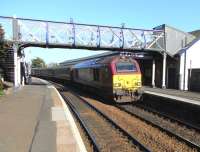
[0,16,165,51]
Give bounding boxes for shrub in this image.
[0,79,3,90]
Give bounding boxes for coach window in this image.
[93,68,100,81]
[104,67,109,78]
[75,70,79,78]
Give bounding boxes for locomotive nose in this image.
[126,80,134,87]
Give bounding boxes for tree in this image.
[0,24,11,57]
[31,57,46,68]
[0,24,5,56]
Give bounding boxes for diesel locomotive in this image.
[32,55,142,103]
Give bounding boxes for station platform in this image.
[142,86,200,106]
[0,78,86,152]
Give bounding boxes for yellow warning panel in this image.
[113,74,141,91]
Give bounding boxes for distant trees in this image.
[190,30,200,38]
[47,62,59,68]
[31,57,46,68]
[0,24,4,44]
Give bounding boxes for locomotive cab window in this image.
[116,62,137,72]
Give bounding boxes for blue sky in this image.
[1,0,200,64]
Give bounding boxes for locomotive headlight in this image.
[114,83,121,87]
[135,82,141,86]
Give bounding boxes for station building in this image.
[179,36,200,91]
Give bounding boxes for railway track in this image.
[51,81,199,151]
[140,95,200,129]
[58,88,150,152]
[136,103,200,133]
[117,104,200,150]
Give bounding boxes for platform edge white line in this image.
[144,90,200,106]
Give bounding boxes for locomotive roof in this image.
[60,52,119,67]
[73,55,134,69]
[73,56,115,69]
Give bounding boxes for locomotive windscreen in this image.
[116,62,137,72]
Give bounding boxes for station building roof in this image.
[154,24,196,56]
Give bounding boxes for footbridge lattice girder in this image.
[0,16,165,52]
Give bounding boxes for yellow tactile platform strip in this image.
[50,89,63,107]
[49,85,86,152]
[56,121,78,151]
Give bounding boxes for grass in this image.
[0,89,3,96]
[0,79,4,96]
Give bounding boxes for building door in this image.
[188,69,200,92]
[137,59,152,86]
[168,68,177,89]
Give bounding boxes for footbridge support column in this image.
[13,44,21,88]
[13,17,21,88]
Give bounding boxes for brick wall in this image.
[0,49,14,82]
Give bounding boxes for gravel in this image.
[83,96,198,152]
